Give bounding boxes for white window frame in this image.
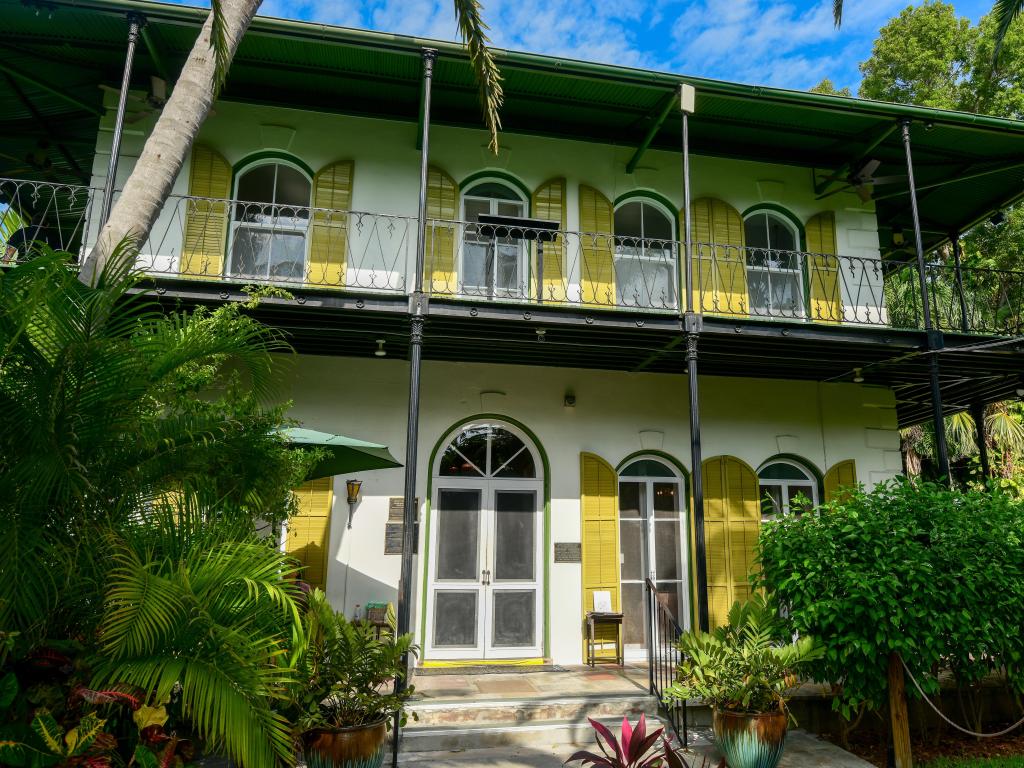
[613,198,678,310]
[743,209,806,318]
[757,458,818,520]
[226,158,313,282]
[459,179,528,300]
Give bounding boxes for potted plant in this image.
[664,595,822,768]
[289,590,417,768]
[564,714,713,768]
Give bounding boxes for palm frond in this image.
[452,0,504,154]
[992,0,1024,62]
[833,0,843,28]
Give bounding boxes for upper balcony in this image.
[4,176,1023,338]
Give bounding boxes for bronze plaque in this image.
[388,497,418,521]
[554,542,582,563]
[384,522,404,555]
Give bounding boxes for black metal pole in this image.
[970,401,991,478]
[100,13,143,225]
[901,119,950,480]
[951,233,969,332]
[392,47,436,768]
[679,86,709,632]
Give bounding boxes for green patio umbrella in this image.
[283,427,402,480]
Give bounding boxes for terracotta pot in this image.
[302,719,388,768]
[711,708,788,768]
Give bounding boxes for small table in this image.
[585,611,624,667]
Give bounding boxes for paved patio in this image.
[411,664,650,702]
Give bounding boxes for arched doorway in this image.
[618,455,690,658]
[426,421,544,660]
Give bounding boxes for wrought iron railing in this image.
[646,578,687,746]
[3,176,1024,336]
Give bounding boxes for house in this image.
[5,0,1024,673]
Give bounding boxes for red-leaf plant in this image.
[565,714,718,768]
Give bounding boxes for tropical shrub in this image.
[756,478,1024,720]
[665,595,822,715]
[565,714,703,768]
[288,589,416,733]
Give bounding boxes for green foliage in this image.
[923,758,1024,767]
[288,590,417,732]
[809,79,853,96]
[756,479,1024,719]
[665,594,823,715]
[565,714,695,768]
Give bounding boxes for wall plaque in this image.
[384,523,404,555]
[388,497,418,521]
[554,542,582,563]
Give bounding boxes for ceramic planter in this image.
[302,718,388,768]
[711,708,788,768]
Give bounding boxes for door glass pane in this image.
[653,482,679,519]
[654,520,681,581]
[436,489,480,580]
[434,591,478,647]
[491,590,535,647]
[619,519,644,581]
[619,481,644,518]
[439,428,488,476]
[621,581,645,646]
[654,585,683,629]
[494,491,535,581]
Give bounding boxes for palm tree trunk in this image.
[79,0,262,285]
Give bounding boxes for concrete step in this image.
[401,714,670,753]
[408,693,658,728]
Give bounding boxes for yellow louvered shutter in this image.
[580,452,620,659]
[688,198,747,317]
[308,160,354,288]
[806,211,842,323]
[532,178,567,302]
[424,166,458,293]
[286,478,334,589]
[180,144,231,277]
[701,456,760,627]
[823,459,857,503]
[578,185,615,306]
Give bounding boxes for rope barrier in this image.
[900,655,1024,739]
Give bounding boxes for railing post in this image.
[646,581,655,695]
[392,46,436,768]
[951,233,969,332]
[100,13,144,226]
[901,119,950,481]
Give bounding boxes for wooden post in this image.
[888,652,914,768]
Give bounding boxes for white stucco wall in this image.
[278,353,901,665]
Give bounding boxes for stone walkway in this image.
[411,664,651,701]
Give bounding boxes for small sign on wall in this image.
[554,542,583,563]
[384,523,405,555]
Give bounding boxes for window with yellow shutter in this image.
[285,478,334,590]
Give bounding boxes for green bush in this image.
[756,478,1024,719]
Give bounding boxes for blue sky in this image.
[201,0,991,91]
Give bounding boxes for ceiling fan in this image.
[818,158,907,202]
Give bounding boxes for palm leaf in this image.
[452,0,504,153]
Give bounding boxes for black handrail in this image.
[645,578,687,747]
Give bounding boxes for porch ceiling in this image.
[6,0,1024,256]
[148,281,1024,429]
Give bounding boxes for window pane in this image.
[434,591,477,647]
[269,232,306,280]
[495,245,520,294]
[744,213,770,249]
[766,215,796,251]
[614,201,643,239]
[492,590,535,646]
[787,484,815,514]
[462,242,489,291]
[497,200,524,217]
[621,581,646,646]
[747,269,770,314]
[642,203,673,241]
[760,484,783,519]
[436,489,480,580]
[231,227,272,277]
[621,459,673,478]
[490,429,523,474]
[494,447,536,478]
[618,481,644,518]
[619,518,644,581]
[771,271,804,315]
[760,461,812,481]
[237,165,276,204]
[274,165,311,209]
[465,182,520,201]
[449,428,489,475]
[464,198,490,222]
[653,482,679,519]
[654,520,681,581]
[494,491,535,581]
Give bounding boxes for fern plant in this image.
[665,595,823,715]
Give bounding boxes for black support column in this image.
[901,119,950,480]
[679,83,709,632]
[393,47,436,768]
[970,401,991,478]
[100,13,144,225]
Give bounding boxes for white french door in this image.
[426,479,544,660]
[618,468,690,660]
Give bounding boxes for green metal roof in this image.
[5,0,1024,253]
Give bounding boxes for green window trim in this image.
[458,170,532,210]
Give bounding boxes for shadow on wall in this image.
[329,564,399,622]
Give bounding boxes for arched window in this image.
[743,209,804,318]
[614,199,677,309]
[757,458,818,520]
[461,180,527,299]
[618,456,688,654]
[229,160,312,281]
[437,423,537,478]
